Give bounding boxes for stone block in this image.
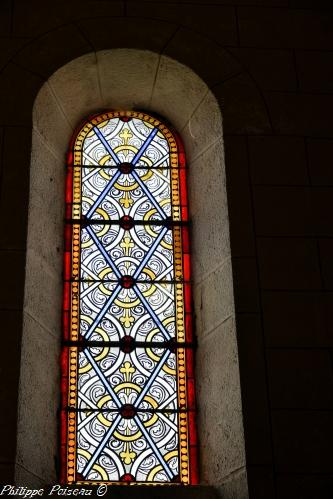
[247,466,275,499]
[198,258,235,336]
[164,28,241,88]
[257,238,321,290]
[228,180,256,258]
[238,7,333,49]
[33,83,72,158]
[24,249,62,338]
[0,127,31,249]
[248,136,308,185]
[15,464,44,488]
[224,136,256,257]
[319,239,333,289]
[189,141,231,281]
[265,92,333,137]
[151,54,208,133]
[14,24,91,79]
[296,50,333,93]
[196,318,246,484]
[217,467,249,499]
[48,52,102,130]
[0,63,42,126]
[0,37,31,72]
[0,250,25,308]
[182,90,223,163]
[276,474,333,499]
[307,138,333,186]
[78,16,176,54]
[16,313,60,484]
[98,49,159,112]
[127,3,238,46]
[232,258,260,313]
[310,188,333,236]
[27,132,64,274]
[0,463,14,483]
[272,410,333,473]
[0,308,21,460]
[13,0,64,36]
[14,0,124,37]
[224,136,249,186]
[230,48,297,91]
[236,314,273,465]
[262,291,333,347]
[253,186,312,237]
[267,349,333,409]
[0,0,11,36]
[13,0,124,37]
[213,73,271,135]
[224,137,254,257]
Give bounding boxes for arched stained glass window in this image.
[61,111,197,485]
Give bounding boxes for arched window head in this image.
[61,110,197,485]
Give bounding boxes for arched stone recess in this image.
[17,49,249,498]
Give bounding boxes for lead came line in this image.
[132,169,167,219]
[83,414,122,478]
[84,349,122,409]
[134,349,171,408]
[132,128,158,165]
[84,284,122,340]
[134,285,172,341]
[93,126,120,166]
[134,415,174,480]
[86,169,122,218]
[133,226,168,280]
[86,225,122,279]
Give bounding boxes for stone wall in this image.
[0,1,332,498]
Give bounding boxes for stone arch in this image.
[16,49,249,498]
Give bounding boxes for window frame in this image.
[18,49,247,496]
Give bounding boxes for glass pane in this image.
[61,111,197,485]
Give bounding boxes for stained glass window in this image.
[61,111,197,485]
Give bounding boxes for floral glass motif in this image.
[61,111,197,485]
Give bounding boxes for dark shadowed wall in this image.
[0,1,332,498]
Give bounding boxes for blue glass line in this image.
[84,349,122,409]
[93,126,120,166]
[134,349,170,408]
[134,415,174,480]
[131,169,167,219]
[133,285,172,341]
[83,413,122,477]
[86,169,122,219]
[85,284,122,340]
[133,226,168,280]
[132,128,158,165]
[86,225,122,280]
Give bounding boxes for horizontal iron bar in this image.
[64,278,187,284]
[67,165,187,170]
[65,407,193,414]
[62,340,196,349]
[65,219,190,227]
